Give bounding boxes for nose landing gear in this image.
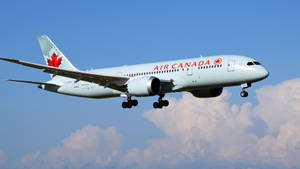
[240,90,248,97]
[240,83,251,98]
[153,94,169,109]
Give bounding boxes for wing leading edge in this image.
[0,57,129,92]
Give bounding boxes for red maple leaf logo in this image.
[47,53,62,67]
[214,58,222,65]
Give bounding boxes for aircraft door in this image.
[186,66,193,76]
[227,60,235,72]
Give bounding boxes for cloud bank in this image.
[17,78,300,169]
[17,126,122,169]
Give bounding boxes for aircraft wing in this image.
[0,57,129,92]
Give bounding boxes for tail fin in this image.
[37,35,78,71]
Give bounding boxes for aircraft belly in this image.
[172,68,231,91]
[57,83,121,98]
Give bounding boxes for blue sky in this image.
[0,1,300,169]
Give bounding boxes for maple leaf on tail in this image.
[47,53,62,67]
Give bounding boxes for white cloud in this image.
[16,78,300,169]
[123,78,300,168]
[255,121,300,167]
[123,91,258,168]
[17,125,122,169]
[255,78,300,133]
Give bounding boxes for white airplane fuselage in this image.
[47,55,268,98]
[0,35,269,109]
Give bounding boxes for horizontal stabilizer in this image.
[2,79,61,87]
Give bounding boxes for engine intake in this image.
[127,76,161,96]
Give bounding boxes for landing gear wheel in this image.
[240,91,248,97]
[153,94,169,109]
[153,102,159,109]
[131,100,138,106]
[158,101,163,108]
[162,100,169,107]
[121,96,139,109]
[240,83,251,98]
[127,101,132,108]
[122,102,128,108]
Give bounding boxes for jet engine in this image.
[189,87,223,98]
[127,76,161,96]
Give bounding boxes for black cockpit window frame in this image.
[247,62,254,66]
[253,61,261,65]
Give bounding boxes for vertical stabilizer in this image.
[37,35,78,71]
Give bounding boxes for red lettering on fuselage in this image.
[164,64,169,70]
[192,61,197,67]
[185,62,191,67]
[198,60,204,66]
[178,63,183,68]
[153,59,217,70]
[172,63,177,69]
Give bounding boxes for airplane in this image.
[0,35,269,109]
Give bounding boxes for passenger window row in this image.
[124,64,222,77]
[197,64,222,70]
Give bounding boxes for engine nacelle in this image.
[127,76,161,96]
[190,87,223,98]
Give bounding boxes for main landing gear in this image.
[240,83,251,97]
[122,96,138,109]
[153,94,169,109]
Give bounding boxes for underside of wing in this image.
[0,57,129,92]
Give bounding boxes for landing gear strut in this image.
[153,94,169,109]
[122,96,138,109]
[240,83,251,98]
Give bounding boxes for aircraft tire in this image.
[162,100,169,107]
[153,102,159,109]
[240,91,248,97]
[132,100,138,106]
[158,101,163,108]
[127,101,132,108]
[122,102,128,108]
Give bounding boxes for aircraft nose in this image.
[259,67,269,79]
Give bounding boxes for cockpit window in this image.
[253,61,261,65]
[247,62,254,66]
